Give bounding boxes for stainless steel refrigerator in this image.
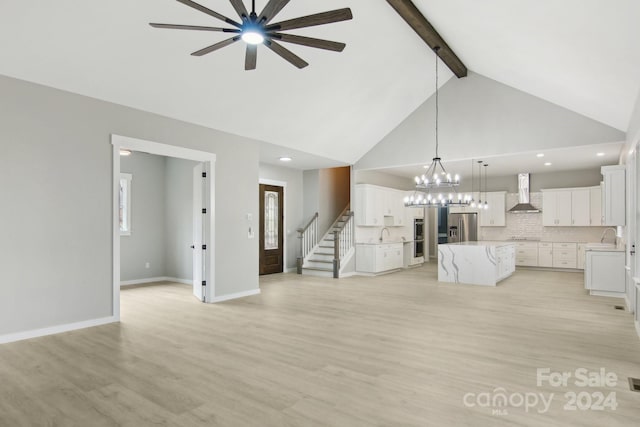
[447,212,478,243]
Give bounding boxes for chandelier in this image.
[405,46,470,208]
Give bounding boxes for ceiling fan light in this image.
[242,30,264,45]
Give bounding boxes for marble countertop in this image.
[356,241,406,245]
[585,243,625,252]
[439,241,516,247]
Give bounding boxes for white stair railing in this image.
[333,211,355,278]
[297,212,318,274]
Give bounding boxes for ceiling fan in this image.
[150,0,353,70]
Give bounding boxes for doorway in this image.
[259,183,284,275]
[111,135,216,320]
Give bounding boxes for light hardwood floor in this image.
[1,264,639,426]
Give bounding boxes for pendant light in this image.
[405,46,469,208]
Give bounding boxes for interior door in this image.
[192,163,205,301]
[259,184,284,275]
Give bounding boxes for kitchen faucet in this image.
[379,227,390,242]
[600,227,617,244]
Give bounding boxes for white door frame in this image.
[259,178,288,272]
[111,135,217,319]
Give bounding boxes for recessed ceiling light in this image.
[597,152,605,157]
[120,149,132,156]
[536,153,544,158]
[279,157,292,162]
[544,162,552,166]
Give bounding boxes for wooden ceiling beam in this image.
[386,0,468,78]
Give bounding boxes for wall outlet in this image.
[145,262,150,269]
[247,213,253,221]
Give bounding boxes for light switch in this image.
[247,213,253,221]
[248,226,254,239]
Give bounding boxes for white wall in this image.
[120,152,166,281]
[0,74,260,337]
[165,157,198,281]
[356,72,625,171]
[259,163,304,271]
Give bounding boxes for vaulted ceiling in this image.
[0,0,639,167]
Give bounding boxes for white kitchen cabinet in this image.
[585,250,625,294]
[542,190,572,226]
[356,184,408,227]
[515,242,538,266]
[356,243,403,273]
[538,242,553,267]
[383,189,404,226]
[479,191,506,227]
[571,189,590,226]
[589,185,603,226]
[601,165,625,226]
[552,242,577,269]
[577,243,587,270]
[496,244,516,280]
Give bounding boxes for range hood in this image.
[508,173,541,213]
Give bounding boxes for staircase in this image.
[297,208,355,278]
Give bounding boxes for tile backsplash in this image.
[480,193,609,243]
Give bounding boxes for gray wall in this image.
[354,169,414,190]
[356,72,625,171]
[165,157,198,281]
[454,168,604,193]
[259,163,304,271]
[0,74,260,336]
[120,152,166,281]
[303,169,320,222]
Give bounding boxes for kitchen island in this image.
[438,241,516,286]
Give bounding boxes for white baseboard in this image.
[0,316,118,345]
[625,295,632,312]
[121,276,191,287]
[211,288,261,303]
[165,277,191,285]
[338,271,358,278]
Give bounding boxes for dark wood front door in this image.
[259,184,284,275]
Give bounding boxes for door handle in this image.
[190,245,195,249]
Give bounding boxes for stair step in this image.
[319,244,334,248]
[303,266,333,272]
[308,259,333,264]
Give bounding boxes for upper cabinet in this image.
[601,165,625,226]
[355,184,407,227]
[542,189,572,226]
[589,185,603,226]
[480,191,506,227]
[355,184,384,226]
[570,188,590,226]
[542,187,604,227]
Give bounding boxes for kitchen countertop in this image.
[439,241,516,247]
[585,243,625,252]
[356,241,407,245]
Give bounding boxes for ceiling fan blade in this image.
[176,0,242,28]
[264,39,308,69]
[191,36,241,56]
[245,45,257,70]
[266,8,352,32]
[270,33,346,52]
[150,23,240,33]
[258,0,290,24]
[228,0,249,20]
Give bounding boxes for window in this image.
[264,190,279,249]
[119,173,132,236]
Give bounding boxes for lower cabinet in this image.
[577,244,587,269]
[356,243,403,273]
[496,245,516,280]
[538,243,553,267]
[585,251,625,293]
[515,242,538,266]
[553,243,577,269]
